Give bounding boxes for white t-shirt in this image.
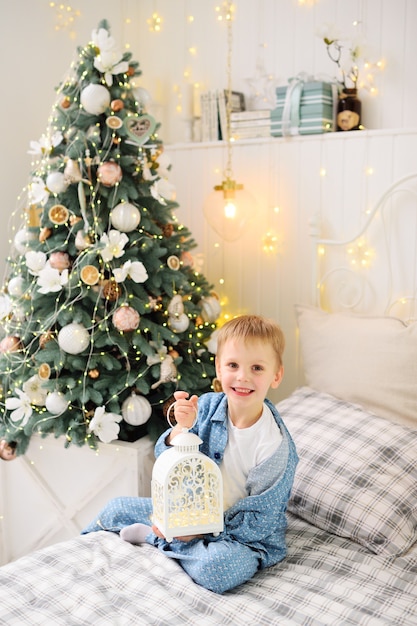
[220,403,283,509]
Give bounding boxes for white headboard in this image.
[310,172,417,323]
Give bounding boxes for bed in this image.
[0,174,416,625]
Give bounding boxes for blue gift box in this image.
[271,80,337,137]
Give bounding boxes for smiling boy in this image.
[82,315,298,594]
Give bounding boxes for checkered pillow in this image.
[278,387,417,556]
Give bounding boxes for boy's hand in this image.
[173,390,198,429]
[166,391,198,444]
[152,524,202,543]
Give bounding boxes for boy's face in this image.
[215,338,283,413]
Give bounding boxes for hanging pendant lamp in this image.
[204,2,256,242]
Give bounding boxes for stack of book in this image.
[199,91,221,141]
[227,110,271,140]
[198,89,271,142]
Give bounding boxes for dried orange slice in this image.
[38,363,51,380]
[49,204,69,225]
[80,265,100,285]
[106,116,123,129]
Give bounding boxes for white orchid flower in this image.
[142,162,158,181]
[37,266,69,294]
[28,177,50,206]
[25,251,47,276]
[316,22,342,44]
[155,152,172,178]
[154,178,176,202]
[113,260,148,284]
[0,294,12,320]
[5,389,33,426]
[150,179,176,205]
[99,230,129,262]
[22,375,47,406]
[91,27,129,86]
[88,406,122,443]
[27,131,63,156]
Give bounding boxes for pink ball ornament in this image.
[97,161,123,187]
[49,251,71,271]
[0,336,21,353]
[180,251,194,268]
[112,306,140,332]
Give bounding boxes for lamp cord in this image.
[225,2,233,181]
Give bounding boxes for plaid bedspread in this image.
[0,514,416,625]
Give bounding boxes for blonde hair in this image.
[216,315,285,368]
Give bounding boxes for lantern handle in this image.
[166,401,198,431]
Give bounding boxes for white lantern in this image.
[110,202,141,232]
[122,393,152,426]
[151,405,223,542]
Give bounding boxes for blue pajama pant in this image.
[81,496,261,594]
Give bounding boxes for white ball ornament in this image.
[80,84,111,115]
[122,394,152,426]
[8,276,25,297]
[46,171,67,194]
[58,323,90,354]
[46,391,69,415]
[14,229,37,254]
[110,203,141,232]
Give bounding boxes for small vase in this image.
[337,88,361,131]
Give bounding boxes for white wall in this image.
[0,0,416,400]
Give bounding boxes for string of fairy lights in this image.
[43,0,385,337]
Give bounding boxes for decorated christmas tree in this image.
[0,20,220,456]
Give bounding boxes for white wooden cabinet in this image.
[0,435,155,565]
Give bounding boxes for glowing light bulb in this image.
[224,200,236,219]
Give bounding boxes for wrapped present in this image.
[271,76,338,137]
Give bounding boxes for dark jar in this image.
[337,88,361,131]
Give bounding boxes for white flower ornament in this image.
[113,260,148,284]
[99,230,129,262]
[37,266,69,294]
[22,375,47,406]
[5,389,33,426]
[88,406,122,443]
[28,177,50,206]
[91,28,129,86]
[27,131,63,156]
[25,251,47,276]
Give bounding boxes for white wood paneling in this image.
[0,435,155,565]
[167,129,417,403]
